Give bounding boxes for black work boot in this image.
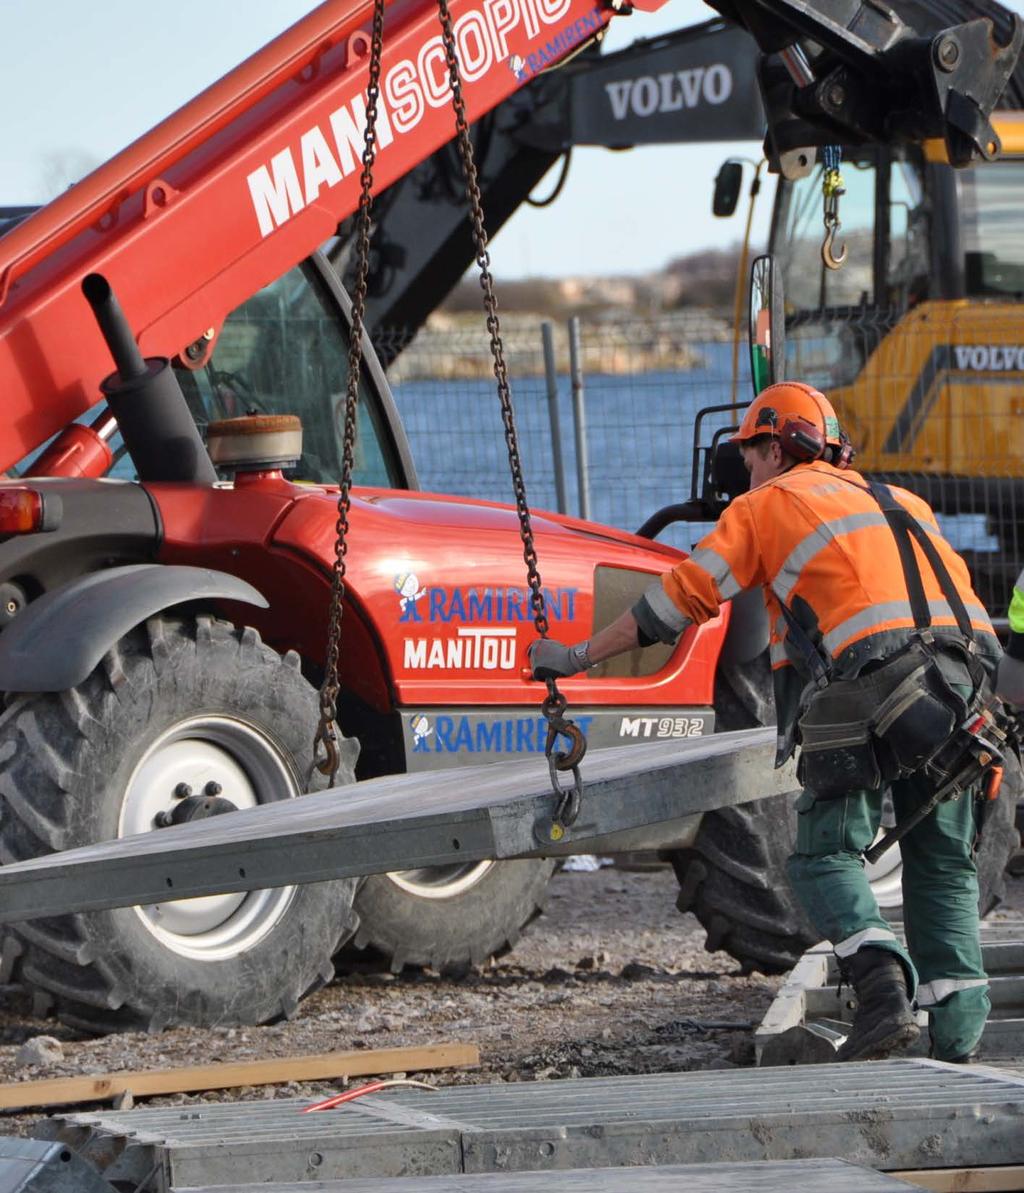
[837,947,920,1062]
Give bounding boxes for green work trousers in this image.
[786,770,989,1061]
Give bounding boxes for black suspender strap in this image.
[866,480,975,643]
[777,600,832,688]
[772,474,977,687]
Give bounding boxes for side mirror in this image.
[748,254,786,395]
[712,161,743,218]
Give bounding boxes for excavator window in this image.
[960,159,1024,299]
[773,150,928,393]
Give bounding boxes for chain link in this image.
[313,0,387,787]
[435,0,585,827]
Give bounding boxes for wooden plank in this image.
[0,1041,478,1112]
[892,1167,1024,1192]
[0,728,800,923]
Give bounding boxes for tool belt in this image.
[797,638,977,796]
[789,479,989,799]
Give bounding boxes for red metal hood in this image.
[354,488,686,561]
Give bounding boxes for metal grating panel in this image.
[757,930,1024,1065]
[171,1157,917,1191]
[41,1060,1024,1191]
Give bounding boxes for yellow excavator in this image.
[758,107,1024,612]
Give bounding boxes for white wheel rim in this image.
[866,838,903,909]
[386,861,495,900]
[118,715,298,960]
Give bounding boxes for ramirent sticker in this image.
[393,575,577,624]
[401,707,714,771]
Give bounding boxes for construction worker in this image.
[531,381,1002,1063]
[996,575,1024,707]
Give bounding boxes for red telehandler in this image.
[0,0,1017,1032]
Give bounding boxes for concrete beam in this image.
[0,727,797,924]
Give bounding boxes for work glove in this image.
[529,638,592,681]
[996,654,1024,707]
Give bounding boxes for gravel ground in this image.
[1,864,1022,1140]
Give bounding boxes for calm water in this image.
[389,343,996,558]
[390,342,742,554]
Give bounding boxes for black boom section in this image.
[710,0,1022,167]
[331,23,764,359]
[332,102,561,363]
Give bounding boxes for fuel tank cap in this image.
[206,414,302,471]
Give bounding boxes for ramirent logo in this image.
[953,345,1024,371]
[247,0,581,237]
[604,66,732,121]
[404,627,517,670]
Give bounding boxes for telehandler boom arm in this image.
[0,0,651,474]
[0,0,1019,479]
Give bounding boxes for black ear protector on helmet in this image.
[833,431,856,470]
[754,406,826,461]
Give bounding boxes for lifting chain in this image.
[312,0,387,787]
[435,0,586,832]
[821,145,847,271]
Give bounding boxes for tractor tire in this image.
[671,654,1018,975]
[348,857,557,974]
[668,651,818,973]
[0,615,359,1033]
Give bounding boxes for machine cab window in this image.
[771,149,929,390]
[89,258,414,488]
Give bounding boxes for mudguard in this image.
[0,564,267,693]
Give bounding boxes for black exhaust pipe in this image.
[83,273,217,485]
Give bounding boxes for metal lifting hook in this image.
[541,684,587,834]
[821,215,847,270]
[820,151,847,272]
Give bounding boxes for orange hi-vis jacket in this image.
[638,460,1000,761]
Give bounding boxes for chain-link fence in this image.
[378,302,1024,618]
[785,302,1024,616]
[376,309,746,555]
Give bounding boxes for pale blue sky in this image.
[3,0,1022,277]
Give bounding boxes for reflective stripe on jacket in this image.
[658,460,1000,759]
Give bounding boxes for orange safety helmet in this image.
[731,380,849,464]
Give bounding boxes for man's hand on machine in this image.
[528,638,592,681]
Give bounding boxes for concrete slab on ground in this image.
[0,728,799,924]
[170,1157,917,1191]
[38,1060,1024,1190]
[757,926,1024,1066]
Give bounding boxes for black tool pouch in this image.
[792,687,883,796]
[790,478,985,800]
[798,642,977,798]
[872,643,968,775]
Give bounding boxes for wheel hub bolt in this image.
[173,783,192,799]
[154,810,175,828]
[203,781,223,796]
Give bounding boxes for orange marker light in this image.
[0,488,44,534]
